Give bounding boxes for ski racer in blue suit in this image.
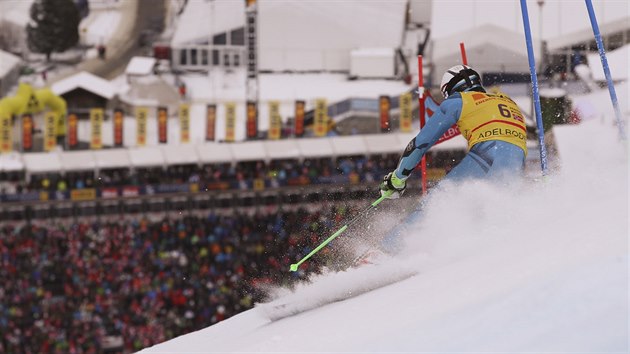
[378,65,528,251]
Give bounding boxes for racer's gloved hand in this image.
[380,171,406,199]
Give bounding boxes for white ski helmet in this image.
[440,65,483,98]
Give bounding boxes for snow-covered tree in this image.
[26,0,80,61]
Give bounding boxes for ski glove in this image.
[380,171,406,199]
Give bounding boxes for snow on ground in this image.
[139,118,628,353]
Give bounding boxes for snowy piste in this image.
[139,119,628,353]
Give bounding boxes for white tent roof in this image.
[59,150,96,171]
[297,138,334,159]
[125,56,157,76]
[128,146,165,168]
[161,144,199,165]
[23,152,62,173]
[93,149,131,169]
[330,135,367,157]
[0,49,21,78]
[264,140,301,161]
[364,134,404,155]
[432,24,535,80]
[0,152,24,171]
[230,141,267,162]
[51,71,116,99]
[196,143,234,164]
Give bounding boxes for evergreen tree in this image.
[26,0,80,61]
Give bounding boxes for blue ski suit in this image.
[382,89,527,251]
[394,91,527,184]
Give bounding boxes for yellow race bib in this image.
[457,91,527,154]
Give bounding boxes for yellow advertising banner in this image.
[225,102,236,142]
[136,106,148,146]
[56,111,66,137]
[44,112,57,151]
[70,188,97,201]
[268,100,281,140]
[0,114,11,153]
[179,103,190,143]
[314,98,328,137]
[90,108,103,149]
[399,92,413,133]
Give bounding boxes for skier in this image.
[376,64,528,252]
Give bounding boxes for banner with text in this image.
[268,100,281,140]
[225,102,236,142]
[0,114,11,152]
[399,92,413,133]
[90,108,103,149]
[314,99,328,137]
[44,112,57,151]
[246,101,257,139]
[179,103,190,143]
[294,100,305,137]
[206,104,216,141]
[379,95,391,132]
[21,114,33,151]
[113,108,124,147]
[67,113,79,150]
[157,106,168,144]
[136,107,148,146]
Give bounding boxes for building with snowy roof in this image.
[51,71,117,116]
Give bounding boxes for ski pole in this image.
[289,191,392,272]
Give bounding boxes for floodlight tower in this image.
[245,0,259,140]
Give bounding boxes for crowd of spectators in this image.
[0,154,409,196]
[0,205,361,353]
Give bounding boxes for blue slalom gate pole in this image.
[519,0,548,175]
[584,0,627,141]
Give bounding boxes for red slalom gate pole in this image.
[417,55,427,196]
[460,42,468,65]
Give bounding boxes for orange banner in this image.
[21,114,33,151]
[268,100,281,140]
[206,104,216,141]
[179,103,190,143]
[246,101,257,139]
[67,113,78,149]
[379,95,391,132]
[294,100,305,137]
[113,108,124,147]
[158,106,168,143]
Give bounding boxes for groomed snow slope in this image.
[140,119,628,353]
